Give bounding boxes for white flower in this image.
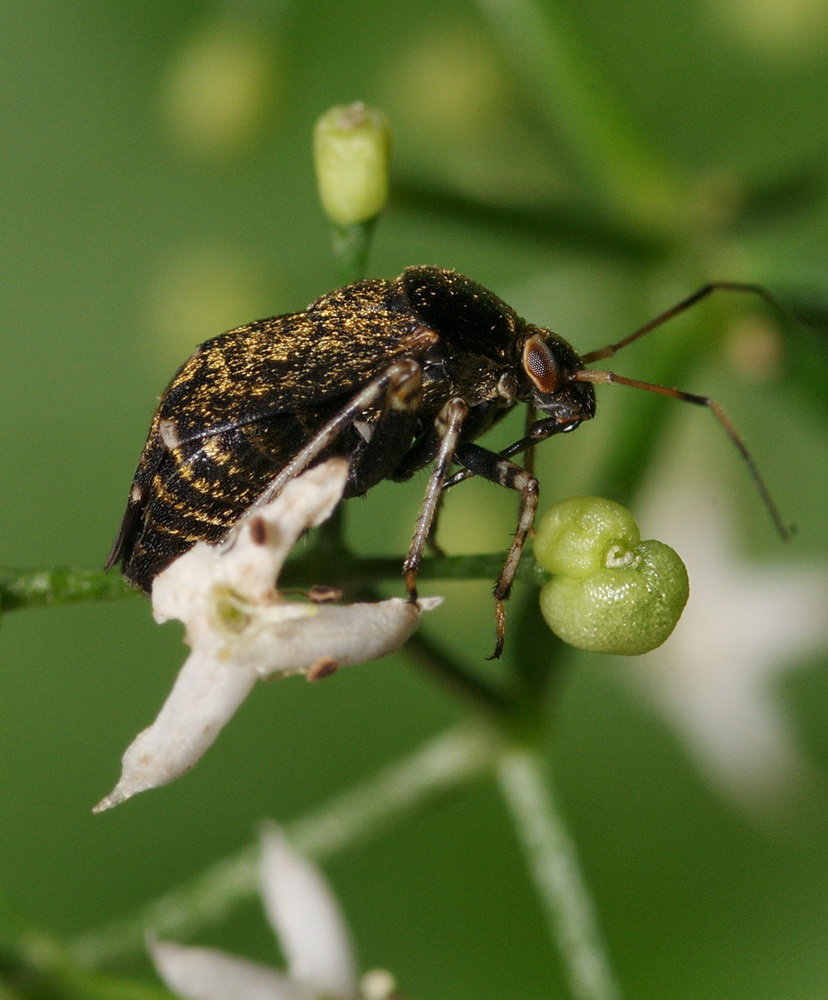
[95,460,441,813]
[633,445,828,809]
[150,827,399,1000]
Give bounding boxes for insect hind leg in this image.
[345,362,425,496]
[251,358,424,509]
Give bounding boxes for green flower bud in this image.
[535,497,689,655]
[313,103,391,226]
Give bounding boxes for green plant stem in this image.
[0,551,549,614]
[497,747,621,1000]
[330,219,377,285]
[472,0,685,227]
[0,567,137,612]
[393,179,671,265]
[71,726,498,968]
[1,927,175,999]
[288,548,549,590]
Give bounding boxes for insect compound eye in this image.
[522,334,562,395]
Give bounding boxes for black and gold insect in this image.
[107,266,783,655]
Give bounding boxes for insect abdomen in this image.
[120,414,306,591]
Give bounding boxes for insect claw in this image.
[405,569,419,603]
[486,600,507,660]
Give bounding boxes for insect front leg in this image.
[402,397,470,601]
[441,415,580,493]
[452,442,540,659]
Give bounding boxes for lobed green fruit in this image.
[535,497,689,655]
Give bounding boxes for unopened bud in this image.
[313,103,391,226]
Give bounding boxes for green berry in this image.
[534,496,640,577]
[535,498,689,655]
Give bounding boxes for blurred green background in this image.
[2,1,828,997]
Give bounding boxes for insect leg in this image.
[402,397,470,600]
[452,441,540,659]
[251,358,424,508]
[522,404,538,477]
[425,494,447,557]
[442,414,579,492]
[345,363,424,496]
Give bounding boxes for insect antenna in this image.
[573,281,792,541]
[580,282,783,365]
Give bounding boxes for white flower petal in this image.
[94,647,257,813]
[96,459,443,811]
[635,435,828,807]
[260,828,358,1000]
[253,597,443,679]
[153,459,350,619]
[220,459,351,605]
[150,940,311,1000]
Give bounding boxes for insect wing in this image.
[156,306,426,446]
[107,289,431,580]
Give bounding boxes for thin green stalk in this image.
[402,628,513,716]
[71,726,497,967]
[1,927,175,1000]
[0,550,548,614]
[285,547,547,590]
[473,0,685,226]
[393,178,671,265]
[497,747,621,1000]
[330,219,377,285]
[0,567,137,612]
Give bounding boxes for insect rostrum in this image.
[107,265,782,656]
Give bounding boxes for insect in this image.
[107,266,787,657]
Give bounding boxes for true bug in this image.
[107,266,786,656]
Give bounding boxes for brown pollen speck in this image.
[248,516,268,545]
[306,656,340,682]
[308,585,342,603]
